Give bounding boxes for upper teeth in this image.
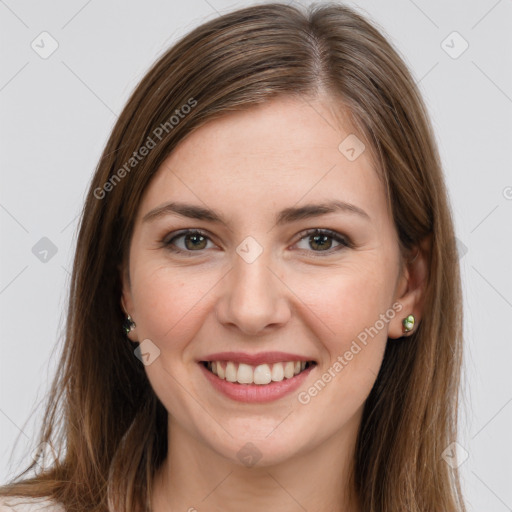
[207,361,310,385]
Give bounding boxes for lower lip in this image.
[199,362,316,403]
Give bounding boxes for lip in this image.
[199,361,317,403]
[198,351,316,366]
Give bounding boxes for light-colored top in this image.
[0,496,65,512]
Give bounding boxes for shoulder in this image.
[0,495,65,512]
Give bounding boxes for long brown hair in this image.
[0,2,466,511]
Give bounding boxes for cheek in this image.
[130,266,216,418]
[131,264,213,346]
[288,258,396,394]
[298,262,396,344]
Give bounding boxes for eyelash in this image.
[161,228,352,257]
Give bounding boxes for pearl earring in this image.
[402,314,415,333]
[124,315,136,335]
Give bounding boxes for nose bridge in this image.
[216,238,290,334]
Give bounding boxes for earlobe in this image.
[119,264,138,342]
[121,294,138,342]
[388,309,417,339]
[123,314,137,341]
[388,234,431,340]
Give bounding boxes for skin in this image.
[121,95,428,512]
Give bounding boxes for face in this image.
[121,95,412,467]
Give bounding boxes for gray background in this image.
[1,0,511,510]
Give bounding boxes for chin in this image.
[202,425,314,469]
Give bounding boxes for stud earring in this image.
[402,314,415,334]
[123,315,136,335]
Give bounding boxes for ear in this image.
[388,233,431,339]
[119,260,138,342]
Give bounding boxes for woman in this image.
[0,2,467,511]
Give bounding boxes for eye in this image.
[293,228,351,255]
[162,229,216,255]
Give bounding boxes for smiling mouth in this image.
[201,360,317,385]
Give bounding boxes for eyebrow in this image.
[142,200,371,226]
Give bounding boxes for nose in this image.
[215,250,291,336]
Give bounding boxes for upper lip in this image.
[199,351,316,366]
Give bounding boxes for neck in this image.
[151,412,362,512]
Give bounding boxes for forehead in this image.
[137,96,388,227]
